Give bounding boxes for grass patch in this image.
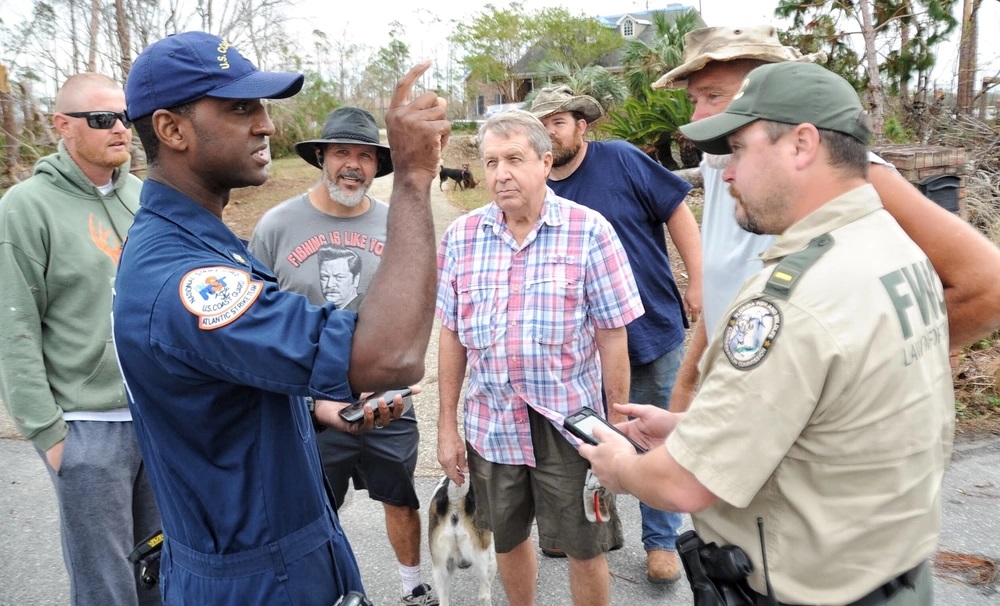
[447,187,491,212]
[440,160,491,212]
[450,120,482,134]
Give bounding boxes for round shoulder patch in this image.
[722,299,782,370]
[178,266,262,330]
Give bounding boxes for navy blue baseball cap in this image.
[125,31,304,121]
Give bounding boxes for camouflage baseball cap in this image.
[529,85,603,123]
[679,62,871,155]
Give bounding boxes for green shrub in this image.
[882,115,914,144]
[450,120,482,133]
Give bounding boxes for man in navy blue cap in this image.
[112,31,450,605]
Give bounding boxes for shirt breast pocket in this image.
[457,281,504,350]
[526,266,585,345]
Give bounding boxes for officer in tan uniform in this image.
[580,61,954,605]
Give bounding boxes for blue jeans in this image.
[631,346,685,552]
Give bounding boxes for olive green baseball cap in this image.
[679,62,871,155]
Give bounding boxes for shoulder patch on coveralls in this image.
[179,266,262,330]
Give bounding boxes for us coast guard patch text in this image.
[179,266,262,330]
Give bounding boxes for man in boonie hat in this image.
[530,84,703,585]
[529,85,604,124]
[582,60,953,606]
[114,31,450,605]
[249,106,440,605]
[661,25,1000,416]
[679,61,872,157]
[651,24,820,91]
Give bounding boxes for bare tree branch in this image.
[114,0,132,79]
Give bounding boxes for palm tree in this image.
[526,60,628,114]
[620,9,701,101]
[522,8,703,169]
[609,9,702,168]
[600,90,695,170]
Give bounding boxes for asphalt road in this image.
[2,172,999,604]
[2,434,999,605]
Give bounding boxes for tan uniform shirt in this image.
[667,185,954,604]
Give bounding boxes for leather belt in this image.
[753,561,925,606]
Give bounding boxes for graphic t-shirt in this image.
[248,193,390,309]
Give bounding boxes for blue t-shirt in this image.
[548,140,692,365]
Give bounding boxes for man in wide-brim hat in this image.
[249,106,441,605]
[295,106,393,177]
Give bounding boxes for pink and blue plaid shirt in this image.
[436,189,644,466]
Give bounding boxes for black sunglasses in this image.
[64,111,132,130]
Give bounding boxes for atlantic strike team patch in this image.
[722,299,782,370]
[179,267,262,330]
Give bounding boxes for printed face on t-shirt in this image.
[319,256,360,308]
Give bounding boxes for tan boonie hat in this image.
[652,25,824,90]
[680,62,871,155]
[529,86,604,123]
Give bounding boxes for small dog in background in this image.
[439,164,477,191]
[427,476,496,606]
[459,164,477,190]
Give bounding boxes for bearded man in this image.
[249,106,439,606]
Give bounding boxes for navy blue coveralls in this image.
[112,180,364,605]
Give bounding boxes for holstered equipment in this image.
[128,529,164,590]
[677,530,755,606]
[333,591,374,606]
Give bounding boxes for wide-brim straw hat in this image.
[653,25,824,90]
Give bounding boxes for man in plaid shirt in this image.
[436,109,644,606]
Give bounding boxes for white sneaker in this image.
[401,583,439,606]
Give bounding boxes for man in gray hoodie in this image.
[0,73,161,606]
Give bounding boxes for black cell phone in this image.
[563,407,647,453]
[338,388,413,424]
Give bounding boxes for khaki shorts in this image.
[466,407,622,560]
